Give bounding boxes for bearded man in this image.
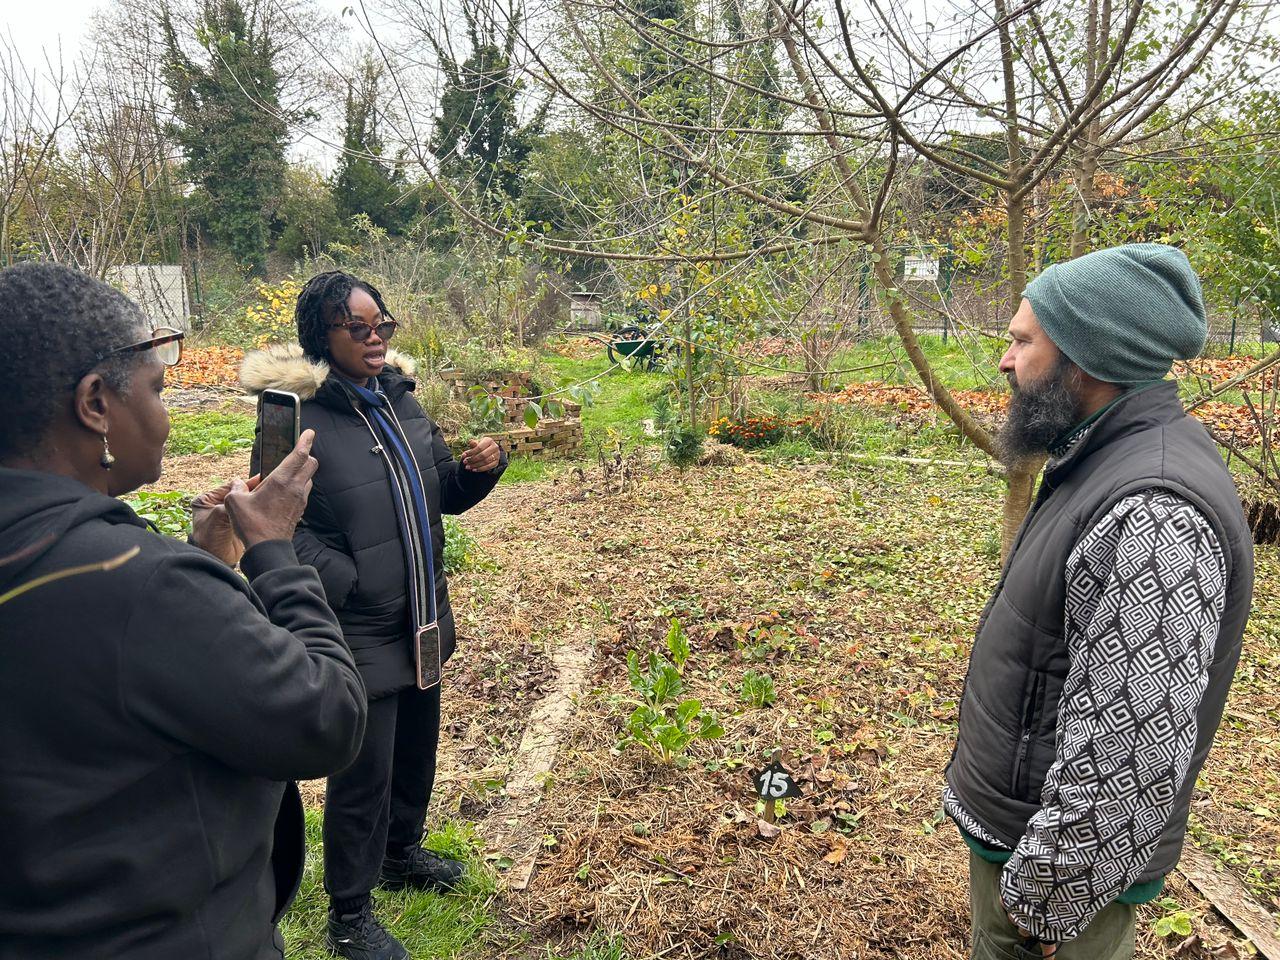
[944,244,1255,959]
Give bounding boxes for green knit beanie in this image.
[1022,243,1207,384]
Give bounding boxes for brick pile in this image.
[491,420,583,458]
[440,369,584,458]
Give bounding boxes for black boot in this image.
[326,899,409,960]
[379,846,465,892]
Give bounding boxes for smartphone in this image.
[254,389,301,477]
[415,623,442,691]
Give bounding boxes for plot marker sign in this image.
[753,750,801,824]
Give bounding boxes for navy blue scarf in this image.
[349,380,437,626]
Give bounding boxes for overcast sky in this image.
[2,0,400,168]
[3,0,362,59]
[4,0,96,65]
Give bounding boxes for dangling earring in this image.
[100,435,116,470]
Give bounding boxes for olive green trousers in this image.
[969,850,1135,959]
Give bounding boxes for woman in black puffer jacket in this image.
[241,272,506,960]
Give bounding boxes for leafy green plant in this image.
[443,516,493,574]
[467,386,506,433]
[653,393,704,468]
[1151,899,1195,939]
[205,436,253,455]
[740,670,777,708]
[738,621,800,663]
[627,650,683,708]
[123,491,192,539]
[167,410,256,457]
[663,425,704,468]
[665,617,691,673]
[620,650,724,764]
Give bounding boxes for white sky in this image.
[2,0,359,60]
[3,0,95,66]
[2,0,379,167]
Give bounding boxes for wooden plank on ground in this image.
[1179,843,1280,959]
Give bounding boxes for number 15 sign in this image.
[752,751,801,824]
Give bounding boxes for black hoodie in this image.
[0,468,367,959]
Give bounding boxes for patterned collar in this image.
[1047,424,1093,465]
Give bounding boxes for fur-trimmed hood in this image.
[239,343,418,401]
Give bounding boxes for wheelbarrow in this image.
[605,325,666,371]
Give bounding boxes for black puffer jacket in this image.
[0,469,366,959]
[241,345,505,698]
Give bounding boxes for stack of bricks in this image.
[439,369,531,426]
[492,419,583,458]
[439,368,584,459]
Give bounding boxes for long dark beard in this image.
[997,356,1084,467]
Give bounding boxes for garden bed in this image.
[138,352,1280,959]
[439,457,1278,959]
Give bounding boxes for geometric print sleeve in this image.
[1000,489,1227,943]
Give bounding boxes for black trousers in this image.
[323,683,442,907]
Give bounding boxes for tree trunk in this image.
[778,5,1039,556]
[1001,461,1041,558]
[1007,192,1028,315]
[1070,146,1100,259]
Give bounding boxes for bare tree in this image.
[271,0,1269,551]
[516,0,1267,549]
[0,40,77,265]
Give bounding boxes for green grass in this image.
[541,353,663,448]
[824,334,1006,390]
[500,456,564,484]
[279,810,498,960]
[167,409,256,456]
[753,416,978,467]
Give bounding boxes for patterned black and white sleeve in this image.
[1000,489,1227,943]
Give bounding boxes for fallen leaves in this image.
[170,346,244,388]
[154,396,1280,960]
[823,834,848,865]
[756,818,782,840]
[812,378,1277,446]
[811,380,1008,420]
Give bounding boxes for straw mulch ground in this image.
[435,454,1278,959]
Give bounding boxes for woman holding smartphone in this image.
[0,263,366,959]
[241,271,506,960]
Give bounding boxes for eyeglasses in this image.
[330,319,398,343]
[70,327,186,388]
[95,327,185,367]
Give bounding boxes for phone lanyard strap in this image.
[352,385,438,627]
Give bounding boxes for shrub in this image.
[663,426,705,469]
[415,379,470,437]
[654,393,704,468]
[243,278,304,348]
[802,404,870,452]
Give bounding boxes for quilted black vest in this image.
[945,380,1254,883]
